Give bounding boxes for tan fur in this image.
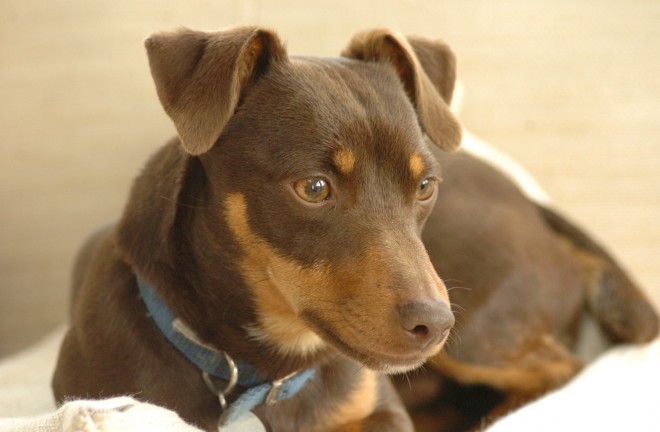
[333,146,356,175]
[409,152,426,179]
[224,193,326,356]
[316,370,378,432]
[429,335,582,396]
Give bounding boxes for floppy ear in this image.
[145,26,287,155]
[342,29,461,152]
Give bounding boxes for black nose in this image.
[398,301,454,349]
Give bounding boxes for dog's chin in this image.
[364,356,428,375]
[355,342,444,374]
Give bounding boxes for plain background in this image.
[1,0,659,357]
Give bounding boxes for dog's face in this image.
[214,59,452,373]
[144,27,461,373]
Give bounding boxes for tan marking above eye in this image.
[332,146,356,175]
[409,152,426,179]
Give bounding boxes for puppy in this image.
[52,26,462,431]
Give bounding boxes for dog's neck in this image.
[136,273,315,425]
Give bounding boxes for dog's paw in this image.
[59,397,202,432]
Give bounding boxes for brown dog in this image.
[52,26,462,431]
[52,25,659,432]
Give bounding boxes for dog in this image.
[52,25,660,432]
[52,26,463,431]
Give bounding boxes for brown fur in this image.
[52,26,460,431]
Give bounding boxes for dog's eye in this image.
[293,178,331,203]
[416,178,436,201]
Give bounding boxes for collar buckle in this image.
[265,370,301,406]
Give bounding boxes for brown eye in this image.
[293,177,330,203]
[416,178,436,201]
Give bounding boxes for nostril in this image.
[411,324,429,337]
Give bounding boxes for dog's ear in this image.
[145,27,287,155]
[342,29,461,152]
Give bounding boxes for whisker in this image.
[442,279,464,285]
[450,302,466,312]
[402,370,412,390]
[447,285,472,293]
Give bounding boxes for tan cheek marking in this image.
[319,370,378,430]
[223,193,326,356]
[333,147,356,175]
[409,152,426,179]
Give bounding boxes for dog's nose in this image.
[398,301,454,349]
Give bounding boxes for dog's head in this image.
[136,27,460,373]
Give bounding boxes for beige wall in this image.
[1,0,659,357]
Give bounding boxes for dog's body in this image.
[52,26,659,432]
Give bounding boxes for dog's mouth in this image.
[302,311,446,374]
[248,247,452,372]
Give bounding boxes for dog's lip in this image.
[356,345,438,372]
[302,312,442,372]
[333,331,439,373]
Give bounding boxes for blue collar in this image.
[136,275,315,426]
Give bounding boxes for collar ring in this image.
[202,351,238,410]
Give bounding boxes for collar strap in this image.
[136,275,314,425]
